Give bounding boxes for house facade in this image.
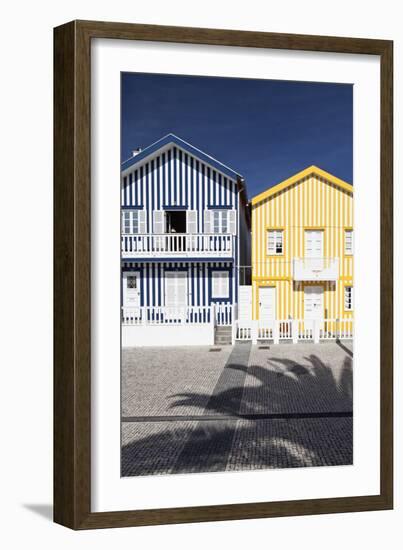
[248,166,353,343]
[121,134,251,347]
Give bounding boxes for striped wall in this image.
[121,145,237,234]
[252,173,353,320]
[122,261,234,308]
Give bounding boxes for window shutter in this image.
[153,210,165,234]
[345,230,353,254]
[186,210,198,234]
[267,230,275,254]
[204,210,212,233]
[138,210,147,234]
[228,210,236,234]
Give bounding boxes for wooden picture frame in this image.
[54,20,393,529]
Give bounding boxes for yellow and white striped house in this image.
[250,166,353,341]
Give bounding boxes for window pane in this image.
[127,276,137,289]
[344,286,353,310]
[221,211,228,233]
[213,211,220,233]
[132,211,139,233]
[275,232,283,254]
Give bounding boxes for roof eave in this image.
[251,165,353,206]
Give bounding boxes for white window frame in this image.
[211,271,230,299]
[267,229,284,255]
[345,229,354,255]
[344,286,354,311]
[212,210,229,234]
[121,209,140,234]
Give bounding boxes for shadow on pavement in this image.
[122,351,353,476]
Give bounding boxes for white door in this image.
[165,272,188,320]
[259,287,276,324]
[305,230,324,272]
[304,285,323,329]
[305,230,323,257]
[123,272,141,316]
[239,285,252,321]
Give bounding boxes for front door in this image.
[304,285,323,329]
[123,271,141,317]
[259,287,276,324]
[239,285,252,321]
[165,271,188,320]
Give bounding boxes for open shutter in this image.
[138,210,147,234]
[186,210,198,234]
[204,209,212,233]
[228,209,236,234]
[153,210,165,233]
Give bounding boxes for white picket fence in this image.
[236,318,353,343]
[122,306,352,345]
[122,303,233,326]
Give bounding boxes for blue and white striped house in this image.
[121,134,251,347]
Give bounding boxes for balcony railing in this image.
[292,257,339,281]
[121,233,233,258]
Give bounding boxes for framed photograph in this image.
[54,20,393,529]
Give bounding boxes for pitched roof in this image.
[251,166,353,206]
[121,133,243,181]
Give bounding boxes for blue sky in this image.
[121,73,352,198]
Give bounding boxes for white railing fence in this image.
[214,303,233,326]
[235,318,353,343]
[122,306,212,325]
[122,307,353,344]
[122,303,233,326]
[121,233,233,257]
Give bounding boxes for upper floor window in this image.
[345,229,354,255]
[213,210,229,233]
[122,209,146,234]
[267,229,284,255]
[344,286,354,311]
[204,209,236,234]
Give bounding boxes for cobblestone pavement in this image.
[121,342,353,476]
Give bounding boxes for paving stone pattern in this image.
[121,342,353,476]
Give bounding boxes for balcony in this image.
[121,233,234,259]
[292,258,339,281]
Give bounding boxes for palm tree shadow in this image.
[122,350,353,476]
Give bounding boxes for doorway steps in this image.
[214,326,232,345]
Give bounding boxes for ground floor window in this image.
[211,270,230,299]
[344,286,354,311]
